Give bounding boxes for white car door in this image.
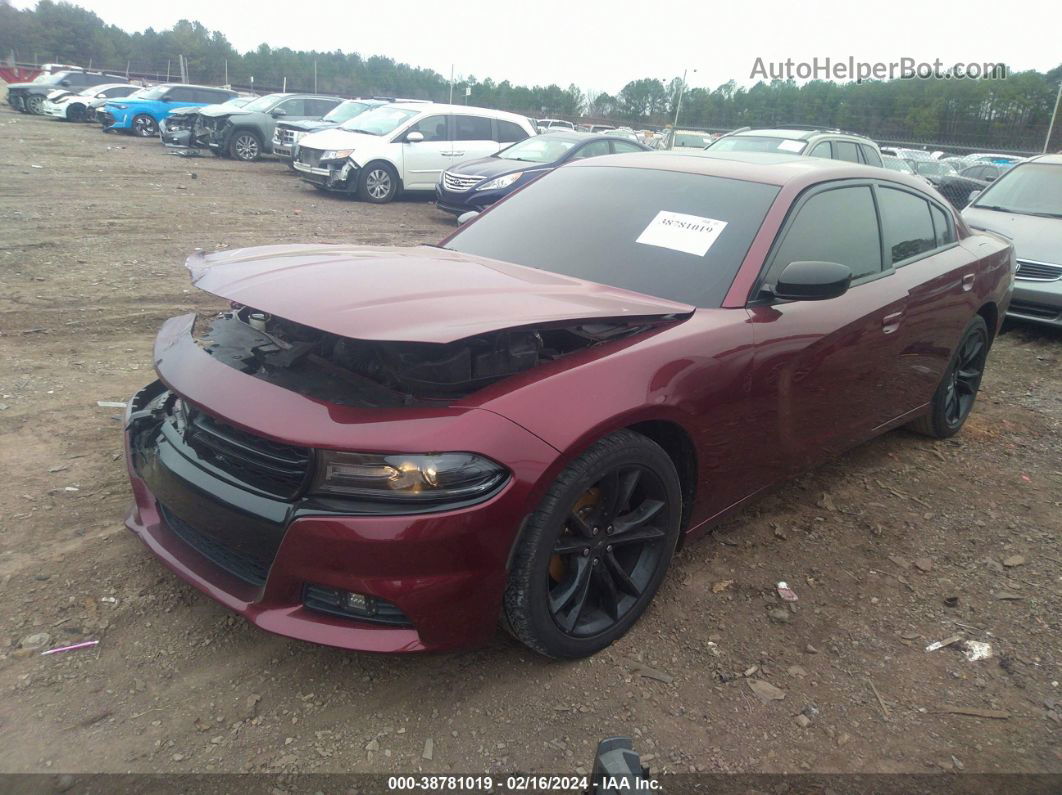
[399,113,452,190]
[451,114,501,164]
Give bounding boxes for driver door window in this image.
[404,115,449,142]
[275,98,307,117]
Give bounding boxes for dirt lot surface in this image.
[1,110,1060,779]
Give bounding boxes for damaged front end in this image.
[197,306,663,408]
[292,147,358,191]
[161,110,201,148]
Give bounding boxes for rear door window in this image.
[833,141,861,163]
[454,114,493,141]
[878,186,937,264]
[166,87,198,103]
[770,186,882,281]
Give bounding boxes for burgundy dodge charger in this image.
[124,152,1013,658]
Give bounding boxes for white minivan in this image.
[293,102,537,203]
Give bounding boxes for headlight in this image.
[312,451,507,502]
[476,172,523,191]
[321,149,354,161]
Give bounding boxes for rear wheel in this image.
[229,130,262,161]
[357,162,399,203]
[503,430,682,658]
[908,315,988,438]
[132,114,158,137]
[25,95,44,115]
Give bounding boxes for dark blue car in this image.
[435,132,649,215]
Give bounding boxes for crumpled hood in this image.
[197,106,255,120]
[279,119,334,133]
[185,244,694,343]
[296,127,378,151]
[961,207,1062,264]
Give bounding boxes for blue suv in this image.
[101,83,238,136]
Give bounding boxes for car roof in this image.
[534,131,618,143]
[1026,154,1062,165]
[734,127,874,143]
[386,102,532,123]
[567,150,930,189]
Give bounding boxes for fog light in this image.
[341,591,374,615]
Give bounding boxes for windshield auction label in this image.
[636,211,728,257]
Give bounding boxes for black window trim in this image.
[748,178,893,305]
[872,181,960,268]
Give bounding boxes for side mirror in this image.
[773,261,852,301]
[967,190,981,204]
[457,211,480,226]
[406,131,424,143]
[60,79,70,86]
[271,108,287,117]
[984,175,996,182]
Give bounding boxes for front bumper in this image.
[160,124,195,148]
[1008,278,1062,328]
[122,314,560,652]
[435,184,504,215]
[294,158,357,191]
[101,109,130,130]
[41,101,69,118]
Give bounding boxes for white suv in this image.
[293,103,537,203]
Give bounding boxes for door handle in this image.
[882,311,904,334]
[962,273,975,291]
[450,151,465,157]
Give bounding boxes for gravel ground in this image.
[0,110,1060,777]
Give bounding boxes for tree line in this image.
[2,1,1059,151]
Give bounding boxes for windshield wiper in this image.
[975,204,1061,218]
[974,204,1017,213]
[345,128,379,135]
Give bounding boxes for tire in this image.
[132,114,158,137]
[908,315,989,439]
[66,104,85,122]
[357,162,399,203]
[503,429,682,659]
[228,130,262,161]
[25,95,44,115]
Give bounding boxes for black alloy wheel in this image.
[909,315,989,438]
[67,104,85,122]
[504,429,682,658]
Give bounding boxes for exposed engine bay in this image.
[197,305,666,407]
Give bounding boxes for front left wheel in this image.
[25,95,44,115]
[229,130,262,161]
[503,430,682,659]
[132,114,158,137]
[358,162,399,203]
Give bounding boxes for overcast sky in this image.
[15,0,1061,94]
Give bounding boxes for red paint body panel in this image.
[186,245,693,343]
[124,155,1014,652]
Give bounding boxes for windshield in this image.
[444,166,780,307]
[219,97,253,109]
[339,106,419,135]
[971,163,1062,217]
[912,161,959,178]
[882,157,914,174]
[325,101,372,123]
[240,93,285,112]
[708,135,807,154]
[498,137,577,163]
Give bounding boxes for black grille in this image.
[160,503,269,586]
[303,584,413,627]
[297,147,323,168]
[184,406,312,499]
[1015,260,1062,281]
[1010,300,1061,321]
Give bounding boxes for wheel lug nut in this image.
[592,527,599,536]
[606,545,613,552]
[582,548,590,557]
[592,558,599,565]
[606,526,613,534]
